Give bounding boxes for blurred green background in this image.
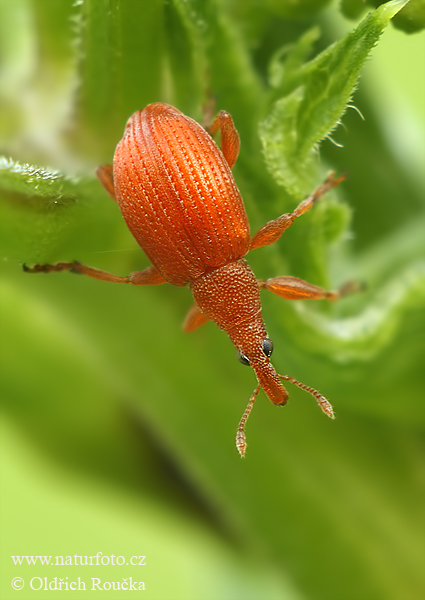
[0,1,424,599]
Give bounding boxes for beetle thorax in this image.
[190,259,288,406]
[190,259,266,340]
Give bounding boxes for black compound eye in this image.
[262,338,274,357]
[238,351,250,366]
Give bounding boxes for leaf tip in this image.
[376,0,410,24]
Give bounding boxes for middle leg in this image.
[259,276,361,302]
[24,261,166,286]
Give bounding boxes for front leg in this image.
[250,172,345,251]
[206,110,240,170]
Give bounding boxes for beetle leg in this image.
[236,384,261,457]
[250,172,345,251]
[206,111,240,169]
[182,303,210,333]
[259,276,362,301]
[23,261,166,285]
[96,164,116,200]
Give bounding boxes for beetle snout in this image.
[251,358,288,406]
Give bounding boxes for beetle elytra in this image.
[25,103,358,456]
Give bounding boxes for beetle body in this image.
[25,102,353,455]
[114,103,249,285]
[114,104,288,407]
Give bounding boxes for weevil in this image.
[25,103,357,456]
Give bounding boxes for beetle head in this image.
[229,321,289,407]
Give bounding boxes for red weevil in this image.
[25,103,357,456]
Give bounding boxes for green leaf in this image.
[268,27,320,91]
[367,0,425,33]
[259,0,410,198]
[163,0,206,116]
[0,157,79,202]
[74,0,165,158]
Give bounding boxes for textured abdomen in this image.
[113,103,250,286]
